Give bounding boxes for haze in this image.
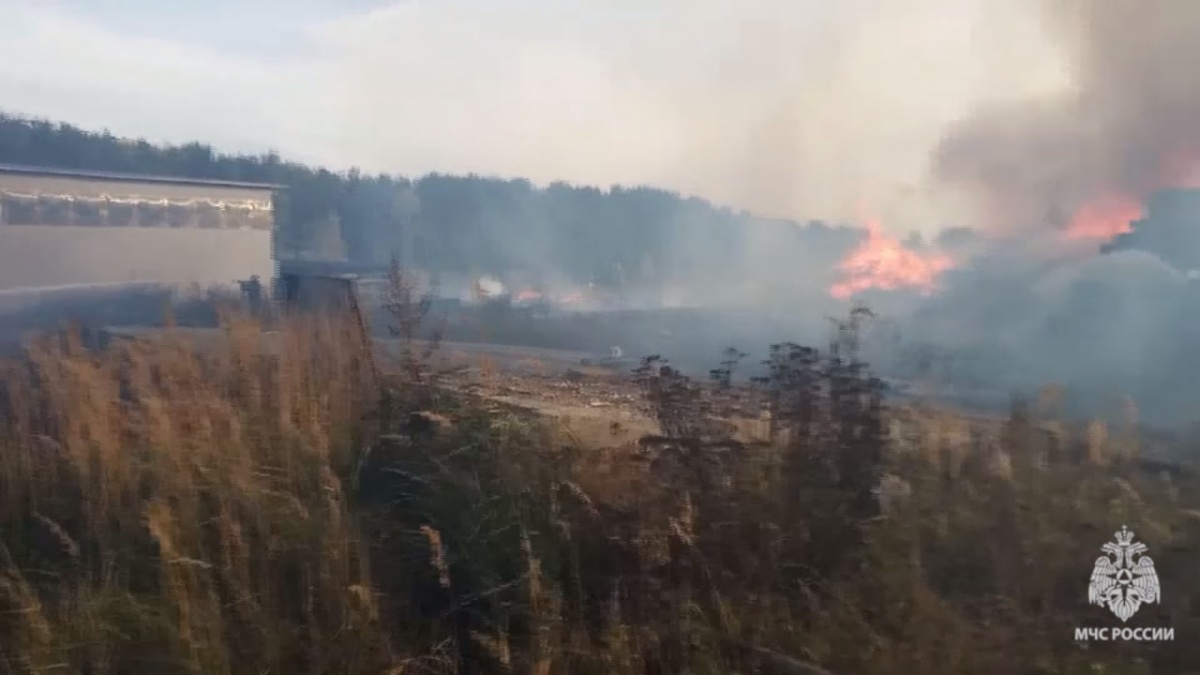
[0,0,1065,235]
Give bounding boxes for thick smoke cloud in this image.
[936,0,1200,231]
[889,246,1200,426]
[873,0,1200,428]
[0,0,1069,238]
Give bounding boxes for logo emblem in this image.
[1088,525,1161,622]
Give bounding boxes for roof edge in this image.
[0,163,287,190]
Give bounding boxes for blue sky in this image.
[0,0,1066,232]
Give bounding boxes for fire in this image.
[514,288,542,303]
[829,218,955,299]
[1064,152,1200,242]
[472,275,505,299]
[1064,194,1143,240]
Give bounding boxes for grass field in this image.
[1,303,1199,674]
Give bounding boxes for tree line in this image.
[0,111,858,289]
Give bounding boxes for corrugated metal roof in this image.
[0,163,286,190]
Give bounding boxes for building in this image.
[0,163,282,292]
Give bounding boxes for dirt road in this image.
[388,339,604,375]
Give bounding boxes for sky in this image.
[0,0,1071,235]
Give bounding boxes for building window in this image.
[1,194,36,224]
[107,201,136,227]
[36,195,71,225]
[137,202,168,228]
[166,203,194,228]
[0,187,273,229]
[75,199,103,226]
[197,203,221,229]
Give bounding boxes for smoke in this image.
[0,0,1075,241]
[935,0,1200,232]
[475,275,505,298]
[850,0,1200,427]
[869,224,1200,426]
[13,1,1200,422]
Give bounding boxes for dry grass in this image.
[1,302,1199,674]
[0,308,387,674]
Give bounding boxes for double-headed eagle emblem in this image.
[1088,525,1161,622]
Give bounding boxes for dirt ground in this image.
[93,326,663,445]
[89,326,1071,457]
[427,343,666,447]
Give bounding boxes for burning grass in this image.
[0,300,1199,674]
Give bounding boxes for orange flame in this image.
[829,219,955,299]
[1063,150,1200,242]
[1064,194,1143,240]
[515,288,542,302]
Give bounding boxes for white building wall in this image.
[0,173,275,292]
[0,225,273,291]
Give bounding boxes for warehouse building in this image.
[0,163,280,292]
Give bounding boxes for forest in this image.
[0,111,861,290]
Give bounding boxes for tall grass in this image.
[0,299,1198,674]
[0,308,385,674]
